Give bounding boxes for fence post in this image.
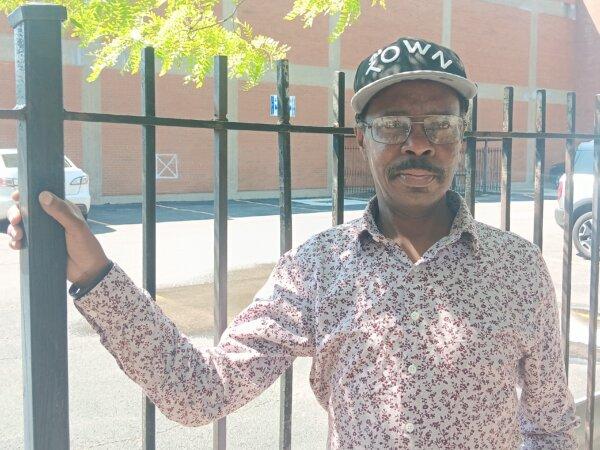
[561,92,576,378]
[533,89,546,250]
[501,87,513,231]
[482,140,488,194]
[213,55,228,450]
[8,4,68,449]
[465,94,478,215]
[276,59,294,450]
[585,94,600,450]
[141,46,157,450]
[332,71,345,226]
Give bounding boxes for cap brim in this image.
[351,71,478,114]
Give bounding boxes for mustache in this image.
[387,159,445,179]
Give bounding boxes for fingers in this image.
[8,239,21,250]
[38,191,84,230]
[6,223,23,241]
[6,222,23,250]
[7,204,21,226]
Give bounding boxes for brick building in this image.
[0,0,598,204]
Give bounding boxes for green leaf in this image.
[0,0,385,88]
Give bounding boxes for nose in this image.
[401,124,434,157]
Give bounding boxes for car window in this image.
[1,154,17,168]
[1,154,71,168]
[575,149,594,175]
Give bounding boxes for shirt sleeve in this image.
[73,249,316,426]
[69,260,114,300]
[517,248,581,449]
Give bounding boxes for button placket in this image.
[405,287,423,381]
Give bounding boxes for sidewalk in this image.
[1,194,598,448]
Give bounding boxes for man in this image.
[7,37,580,448]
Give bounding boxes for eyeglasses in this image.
[358,115,466,145]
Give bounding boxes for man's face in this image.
[355,80,465,212]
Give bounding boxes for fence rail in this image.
[344,138,506,199]
[4,4,600,449]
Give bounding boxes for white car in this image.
[0,148,91,221]
[555,140,595,259]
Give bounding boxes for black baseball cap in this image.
[351,37,478,114]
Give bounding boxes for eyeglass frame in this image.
[356,114,468,146]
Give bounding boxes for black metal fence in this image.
[344,137,504,199]
[453,139,503,195]
[343,136,374,200]
[4,4,600,450]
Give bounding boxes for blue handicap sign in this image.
[270,95,277,116]
[270,95,296,117]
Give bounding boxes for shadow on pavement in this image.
[87,197,369,229]
[0,191,560,235]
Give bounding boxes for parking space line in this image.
[157,204,216,217]
[87,218,112,227]
[233,198,328,213]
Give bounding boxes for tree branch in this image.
[187,0,247,37]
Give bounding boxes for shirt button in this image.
[408,364,418,374]
[405,422,415,433]
[410,311,420,321]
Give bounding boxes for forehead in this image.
[363,80,461,118]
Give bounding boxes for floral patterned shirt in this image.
[74,190,580,449]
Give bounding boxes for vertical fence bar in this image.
[501,87,513,231]
[533,89,546,250]
[482,141,488,195]
[585,95,600,450]
[213,55,228,450]
[9,5,69,449]
[465,95,478,215]
[561,92,576,378]
[141,46,157,450]
[276,59,294,450]
[332,71,345,226]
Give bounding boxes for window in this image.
[574,149,594,175]
[156,154,179,179]
[2,154,17,168]
[1,154,72,168]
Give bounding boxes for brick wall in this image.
[0,1,595,200]
[575,0,600,133]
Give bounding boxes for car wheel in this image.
[573,211,593,260]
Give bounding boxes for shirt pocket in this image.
[316,277,399,348]
[316,281,401,393]
[426,303,522,390]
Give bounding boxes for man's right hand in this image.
[7,190,111,286]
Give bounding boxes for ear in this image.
[355,126,364,147]
[355,126,367,161]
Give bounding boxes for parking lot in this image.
[1,192,599,448]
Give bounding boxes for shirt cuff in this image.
[69,261,115,300]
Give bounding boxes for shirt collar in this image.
[356,189,480,253]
